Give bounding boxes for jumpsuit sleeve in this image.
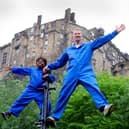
[90,30,118,50]
[11,67,31,76]
[47,74,56,83]
[47,51,69,70]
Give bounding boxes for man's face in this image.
[36,59,45,69]
[72,30,82,43]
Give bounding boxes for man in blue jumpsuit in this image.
[44,24,125,128]
[1,57,55,121]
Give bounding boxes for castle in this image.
[0,8,129,77]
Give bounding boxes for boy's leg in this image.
[1,87,34,119]
[35,92,52,119]
[35,89,52,128]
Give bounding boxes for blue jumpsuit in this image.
[47,30,118,120]
[8,67,55,119]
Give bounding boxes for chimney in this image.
[37,15,42,25]
[70,12,76,23]
[65,8,71,22]
[64,8,76,23]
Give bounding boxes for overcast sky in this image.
[0,0,129,53]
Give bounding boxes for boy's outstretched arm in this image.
[4,65,31,76]
[4,65,12,72]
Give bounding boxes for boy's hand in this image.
[4,65,11,72]
[43,73,49,79]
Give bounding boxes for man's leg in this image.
[47,78,78,127]
[80,76,113,116]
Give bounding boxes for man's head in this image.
[72,29,83,44]
[36,57,47,69]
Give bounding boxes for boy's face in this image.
[36,59,45,69]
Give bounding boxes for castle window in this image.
[26,54,30,58]
[32,43,36,48]
[27,46,30,49]
[43,41,48,53]
[16,39,21,43]
[92,58,96,68]
[14,39,21,49]
[13,60,16,64]
[120,64,124,69]
[16,49,20,54]
[43,47,47,53]
[62,25,64,30]
[103,54,106,59]
[46,23,51,30]
[40,32,44,38]
[112,53,116,57]
[51,22,56,28]
[56,42,60,45]
[45,34,48,39]
[44,40,48,46]
[32,51,36,57]
[103,60,105,70]
[112,61,116,65]
[41,24,45,30]
[29,35,34,40]
[2,52,7,65]
[90,31,94,36]
[60,34,64,39]
[31,28,34,33]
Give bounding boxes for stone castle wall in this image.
[0,8,128,78]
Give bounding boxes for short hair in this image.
[72,29,83,37]
[73,28,81,33]
[36,57,47,66]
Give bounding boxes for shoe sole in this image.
[46,118,56,128]
[35,121,49,128]
[105,104,114,116]
[1,113,7,120]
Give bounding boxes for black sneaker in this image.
[35,120,50,128]
[46,116,56,128]
[35,120,42,128]
[1,112,12,120]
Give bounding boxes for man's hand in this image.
[116,24,125,33]
[43,66,50,73]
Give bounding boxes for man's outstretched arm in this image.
[91,24,126,50]
[116,24,125,33]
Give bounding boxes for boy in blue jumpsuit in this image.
[1,57,55,121]
[44,24,125,127]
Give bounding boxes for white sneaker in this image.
[103,104,113,116]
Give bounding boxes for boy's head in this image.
[36,57,47,69]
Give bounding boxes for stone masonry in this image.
[0,8,129,78]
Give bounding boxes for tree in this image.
[57,72,129,129]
